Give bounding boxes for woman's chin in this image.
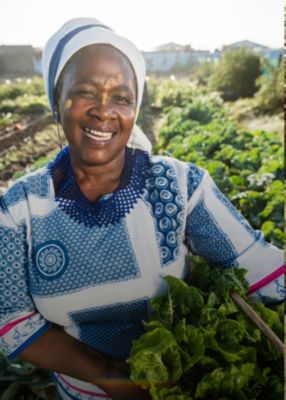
[72,146,126,168]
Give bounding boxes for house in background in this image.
[33,48,43,75]
[222,40,282,66]
[0,40,282,78]
[155,42,186,52]
[143,43,193,75]
[143,43,221,76]
[142,40,282,76]
[143,42,219,76]
[0,45,36,77]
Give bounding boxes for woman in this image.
[0,17,284,400]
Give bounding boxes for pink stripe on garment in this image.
[56,373,111,398]
[248,264,285,295]
[0,311,36,337]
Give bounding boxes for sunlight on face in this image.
[64,98,72,109]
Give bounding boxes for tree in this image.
[192,61,217,86]
[255,59,283,113]
[210,48,261,101]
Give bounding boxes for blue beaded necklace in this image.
[48,147,151,227]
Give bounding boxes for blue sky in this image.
[0,0,283,51]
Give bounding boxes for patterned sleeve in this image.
[0,191,51,361]
[185,166,285,303]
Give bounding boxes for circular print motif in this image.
[34,241,68,280]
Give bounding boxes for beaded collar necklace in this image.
[48,147,150,227]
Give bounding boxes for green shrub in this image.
[255,61,283,113]
[0,77,45,101]
[146,79,199,109]
[192,61,217,86]
[210,49,261,101]
[0,94,49,123]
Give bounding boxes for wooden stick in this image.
[230,291,284,356]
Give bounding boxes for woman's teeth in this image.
[83,127,113,141]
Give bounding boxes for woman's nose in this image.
[87,96,116,120]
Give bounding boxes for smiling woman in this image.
[0,16,284,400]
[56,45,137,187]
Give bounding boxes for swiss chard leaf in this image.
[128,327,182,387]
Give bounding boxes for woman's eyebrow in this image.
[75,79,134,93]
[112,84,135,93]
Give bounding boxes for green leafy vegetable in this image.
[128,262,284,399]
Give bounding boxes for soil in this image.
[237,113,284,135]
[0,121,63,193]
[0,115,53,152]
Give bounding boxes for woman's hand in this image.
[96,359,151,400]
[104,380,151,400]
[20,325,151,399]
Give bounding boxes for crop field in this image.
[0,72,284,399]
[150,81,283,248]
[0,78,65,192]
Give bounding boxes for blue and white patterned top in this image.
[0,147,284,399]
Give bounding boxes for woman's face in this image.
[56,44,137,167]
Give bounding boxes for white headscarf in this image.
[42,17,152,153]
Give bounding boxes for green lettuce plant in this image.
[128,260,284,400]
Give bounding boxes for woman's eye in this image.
[113,95,132,104]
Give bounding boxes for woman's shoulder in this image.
[148,153,207,180]
[149,152,205,170]
[1,165,52,210]
[147,152,208,200]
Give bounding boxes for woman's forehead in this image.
[69,44,136,82]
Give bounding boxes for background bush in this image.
[210,49,261,101]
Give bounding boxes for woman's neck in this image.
[70,150,126,201]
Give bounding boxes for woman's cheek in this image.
[64,98,73,109]
[121,107,136,122]
[62,99,81,123]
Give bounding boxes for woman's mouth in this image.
[83,126,115,142]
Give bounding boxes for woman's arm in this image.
[0,188,149,400]
[185,169,285,302]
[20,324,150,400]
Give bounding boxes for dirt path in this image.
[238,114,284,135]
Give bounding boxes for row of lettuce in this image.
[0,78,49,127]
[143,80,283,249]
[130,79,284,400]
